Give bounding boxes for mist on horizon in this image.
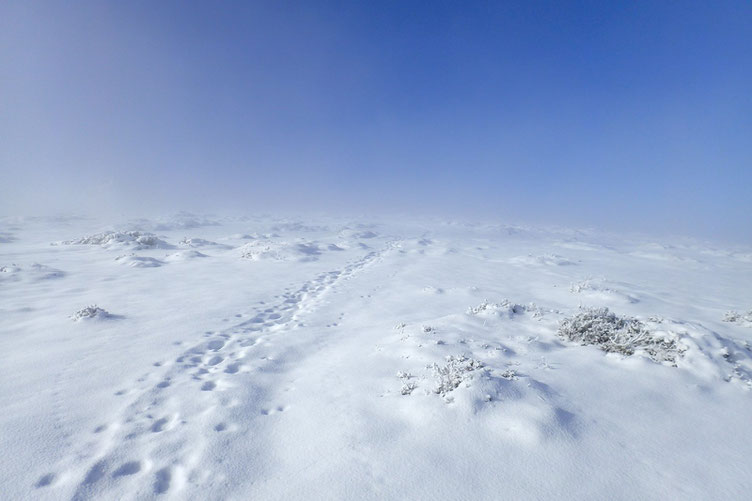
[2,1,750,242]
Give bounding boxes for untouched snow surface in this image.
[1,214,752,500]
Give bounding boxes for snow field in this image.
[1,214,751,500]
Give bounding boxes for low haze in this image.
[2,1,751,239]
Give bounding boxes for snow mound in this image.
[339,228,379,240]
[226,232,280,241]
[555,240,610,252]
[71,305,114,321]
[28,263,65,280]
[569,277,639,304]
[115,254,164,268]
[164,250,208,262]
[63,231,172,249]
[271,222,330,233]
[130,212,221,231]
[0,263,65,282]
[179,237,231,249]
[559,307,682,364]
[467,299,545,319]
[239,240,324,262]
[509,254,577,266]
[630,250,699,263]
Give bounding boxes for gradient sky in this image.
[1,1,751,241]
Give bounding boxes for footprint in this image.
[151,417,169,433]
[113,461,141,477]
[224,363,240,374]
[201,381,216,391]
[261,405,287,415]
[156,380,171,389]
[208,339,225,351]
[83,461,107,485]
[208,355,223,366]
[35,473,55,488]
[154,467,171,494]
[214,422,227,432]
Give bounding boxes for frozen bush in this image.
[558,307,682,364]
[432,355,484,396]
[397,371,416,395]
[723,310,752,326]
[72,305,112,321]
[401,382,417,395]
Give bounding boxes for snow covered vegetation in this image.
[724,309,752,327]
[432,355,485,397]
[1,213,751,500]
[71,305,113,321]
[558,307,682,364]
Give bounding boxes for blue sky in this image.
[1,1,750,241]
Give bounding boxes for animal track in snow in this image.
[154,467,171,494]
[53,242,396,498]
[113,461,141,477]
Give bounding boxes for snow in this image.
[1,213,751,500]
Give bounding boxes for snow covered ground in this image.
[1,213,751,500]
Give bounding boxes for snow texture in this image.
[1,213,751,500]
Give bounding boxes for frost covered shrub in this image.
[432,355,484,396]
[558,307,681,364]
[72,305,111,321]
[723,310,752,326]
[397,371,416,395]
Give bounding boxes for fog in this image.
[2,2,750,242]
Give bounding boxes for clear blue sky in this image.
[1,1,750,241]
